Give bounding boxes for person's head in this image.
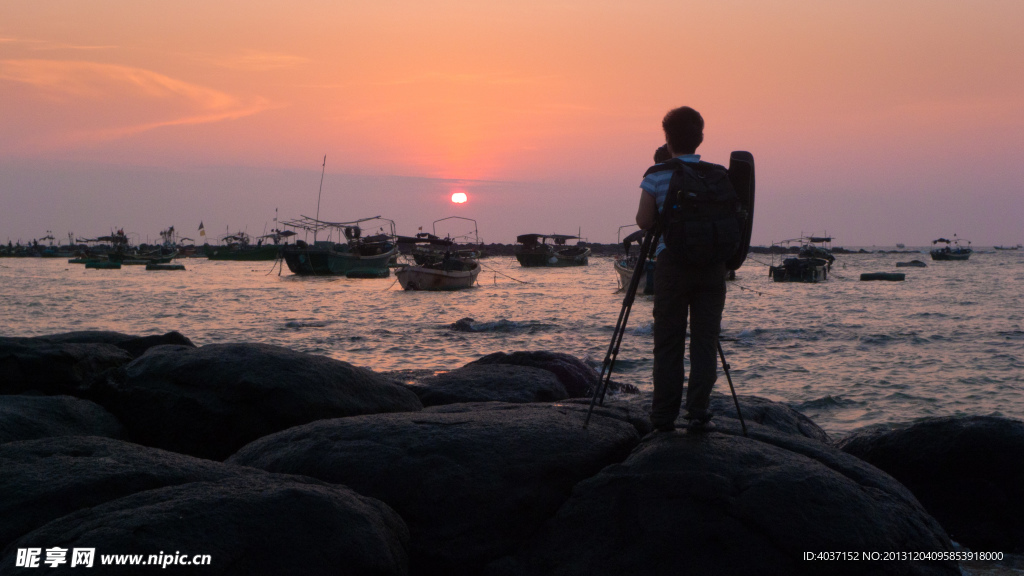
[662,106,704,155]
[653,144,671,164]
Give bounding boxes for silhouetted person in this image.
[636,106,734,432]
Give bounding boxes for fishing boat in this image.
[206,231,284,261]
[395,256,480,291]
[612,226,655,294]
[768,235,835,283]
[994,244,1022,251]
[514,233,590,267]
[411,217,487,264]
[113,248,177,265]
[280,216,398,277]
[71,229,170,265]
[930,236,972,261]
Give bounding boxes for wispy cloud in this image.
[0,36,115,51]
[295,71,557,91]
[194,50,309,72]
[0,59,241,106]
[0,59,273,149]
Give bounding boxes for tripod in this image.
[584,230,748,437]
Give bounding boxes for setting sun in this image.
[451,192,468,204]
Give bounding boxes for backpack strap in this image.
[643,157,687,178]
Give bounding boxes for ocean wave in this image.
[733,327,826,342]
[858,334,896,345]
[631,322,653,336]
[911,311,948,318]
[282,319,332,329]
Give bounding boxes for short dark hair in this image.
[662,106,704,154]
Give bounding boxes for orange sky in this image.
[2,0,1023,245]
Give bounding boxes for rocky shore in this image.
[2,331,1022,575]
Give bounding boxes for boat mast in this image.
[314,155,326,243]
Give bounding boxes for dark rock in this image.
[488,429,956,576]
[557,395,654,436]
[466,351,599,397]
[0,339,133,395]
[0,395,122,444]
[88,343,423,460]
[837,416,1024,552]
[448,317,476,332]
[0,436,247,550]
[30,330,196,358]
[1,474,409,576]
[559,392,830,442]
[708,393,831,442]
[228,402,640,574]
[29,330,136,345]
[408,364,568,406]
[117,332,195,358]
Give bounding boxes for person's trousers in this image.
[650,257,727,427]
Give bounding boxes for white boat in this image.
[395,258,480,290]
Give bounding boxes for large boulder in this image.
[466,351,599,397]
[706,393,831,442]
[87,343,423,460]
[837,416,1024,552]
[487,428,956,576]
[559,392,831,442]
[407,364,568,406]
[0,395,122,444]
[0,436,250,550]
[228,402,641,574]
[1,474,409,576]
[0,339,133,395]
[30,330,196,358]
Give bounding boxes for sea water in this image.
[2,249,1022,437]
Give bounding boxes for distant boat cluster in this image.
[4,221,1016,292]
[0,216,594,290]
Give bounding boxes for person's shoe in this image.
[684,411,714,433]
[651,422,676,433]
[686,419,716,433]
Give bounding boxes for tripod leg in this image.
[585,230,657,428]
[717,342,748,437]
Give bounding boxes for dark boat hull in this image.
[769,258,828,283]
[282,245,396,277]
[930,249,971,261]
[206,245,282,261]
[515,247,590,267]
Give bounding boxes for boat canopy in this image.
[80,230,130,245]
[397,235,453,246]
[516,233,580,246]
[278,215,396,242]
[432,216,481,244]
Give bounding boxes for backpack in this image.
[646,159,744,267]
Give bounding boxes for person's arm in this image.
[636,190,658,231]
